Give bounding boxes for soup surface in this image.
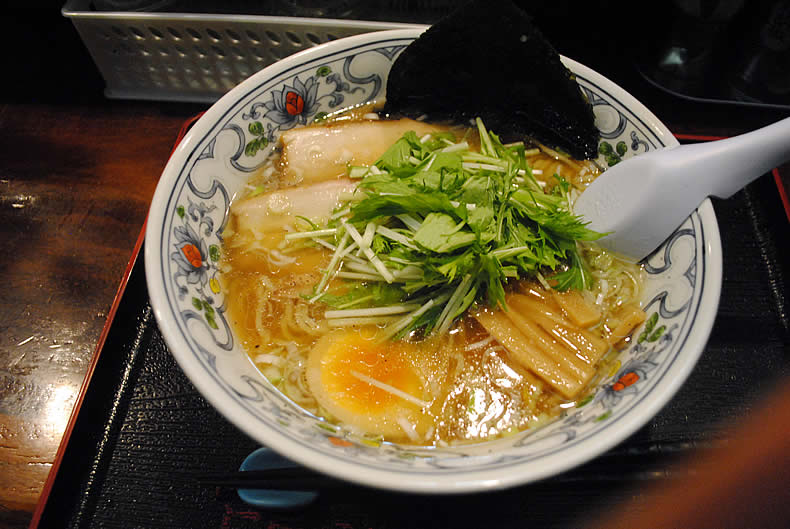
[220,111,645,446]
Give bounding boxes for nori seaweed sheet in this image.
[382,0,600,160]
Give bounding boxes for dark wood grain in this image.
[0,99,202,529]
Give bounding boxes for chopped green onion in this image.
[284,228,337,240]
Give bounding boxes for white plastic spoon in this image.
[573,116,790,262]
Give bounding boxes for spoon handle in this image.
[573,116,790,261]
[678,116,790,199]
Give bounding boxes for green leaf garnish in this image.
[290,118,603,338]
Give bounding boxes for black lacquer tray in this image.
[32,138,789,529]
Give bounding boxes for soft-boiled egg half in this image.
[306,327,433,442]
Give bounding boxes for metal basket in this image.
[62,1,423,102]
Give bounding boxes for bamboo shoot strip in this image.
[508,294,609,364]
[502,308,594,383]
[609,304,647,347]
[551,289,602,328]
[510,296,603,365]
[473,308,584,399]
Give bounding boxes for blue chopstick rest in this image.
[237,447,320,509]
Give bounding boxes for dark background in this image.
[5,0,790,114]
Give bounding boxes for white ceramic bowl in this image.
[145,28,722,493]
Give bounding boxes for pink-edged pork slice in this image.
[279,118,452,185]
[232,178,357,236]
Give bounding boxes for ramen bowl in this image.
[144,28,722,493]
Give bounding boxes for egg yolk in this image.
[306,328,431,441]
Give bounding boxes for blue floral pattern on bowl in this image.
[146,29,721,492]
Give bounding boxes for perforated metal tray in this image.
[62,1,423,102]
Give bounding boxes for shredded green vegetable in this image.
[294,118,603,339]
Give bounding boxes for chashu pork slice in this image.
[279,118,452,185]
[232,178,357,236]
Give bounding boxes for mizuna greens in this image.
[288,119,604,339]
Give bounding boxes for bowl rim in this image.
[144,27,723,494]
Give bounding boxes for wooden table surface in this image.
[2,6,789,529]
[0,13,206,524]
[0,98,204,529]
